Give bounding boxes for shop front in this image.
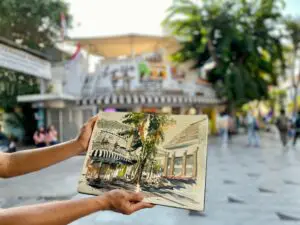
[0,37,52,141]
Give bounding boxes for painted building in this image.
[86,120,137,183]
[161,120,204,179]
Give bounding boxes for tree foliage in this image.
[284,17,300,113]
[0,69,39,111]
[0,0,71,111]
[163,0,285,108]
[0,0,71,50]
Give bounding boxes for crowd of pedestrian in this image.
[217,107,300,150]
[33,125,58,148]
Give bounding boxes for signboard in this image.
[0,43,51,79]
[96,59,138,92]
[138,62,167,81]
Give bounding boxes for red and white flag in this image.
[71,43,81,60]
[63,43,87,96]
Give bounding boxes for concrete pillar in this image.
[46,110,51,125]
[68,109,73,123]
[163,152,169,176]
[197,107,202,114]
[180,107,186,115]
[182,151,187,176]
[40,79,46,94]
[133,107,142,112]
[169,152,175,176]
[192,149,198,178]
[92,106,98,116]
[75,109,83,131]
[59,109,64,142]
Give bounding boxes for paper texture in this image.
[78,112,208,211]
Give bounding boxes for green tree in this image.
[121,113,175,185]
[0,0,72,110]
[0,0,71,50]
[163,0,285,109]
[0,69,39,111]
[284,17,300,114]
[0,0,71,143]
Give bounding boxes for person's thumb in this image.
[131,202,154,212]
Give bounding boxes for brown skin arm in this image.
[0,116,97,178]
[0,190,154,225]
[0,116,154,224]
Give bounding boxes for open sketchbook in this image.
[78,112,208,211]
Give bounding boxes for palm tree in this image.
[163,0,285,110]
[121,113,175,185]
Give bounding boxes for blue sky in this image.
[67,0,300,38]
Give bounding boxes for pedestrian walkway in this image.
[1,134,300,224]
[71,134,300,225]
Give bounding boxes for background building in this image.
[17,34,221,142]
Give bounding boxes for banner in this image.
[0,43,51,79]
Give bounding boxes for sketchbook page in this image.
[78,112,208,211]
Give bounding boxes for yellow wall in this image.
[202,107,218,135]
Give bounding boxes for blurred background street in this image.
[1,0,300,224]
[2,133,300,224]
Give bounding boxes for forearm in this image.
[0,196,108,225]
[5,140,83,178]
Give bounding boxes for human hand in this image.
[101,189,154,215]
[75,115,98,152]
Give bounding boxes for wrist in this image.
[95,195,112,211]
[71,139,85,154]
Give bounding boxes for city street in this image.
[2,133,300,224]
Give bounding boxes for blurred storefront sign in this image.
[142,108,158,113]
[104,108,116,112]
[0,43,51,79]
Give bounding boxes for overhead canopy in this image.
[69,33,179,58]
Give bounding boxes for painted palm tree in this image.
[121,112,175,185]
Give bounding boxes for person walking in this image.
[247,111,260,147]
[33,126,46,148]
[293,111,300,148]
[218,110,229,148]
[276,109,289,148]
[46,125,58,146]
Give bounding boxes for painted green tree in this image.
[121,113,175,185]
[163,0,285,109]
